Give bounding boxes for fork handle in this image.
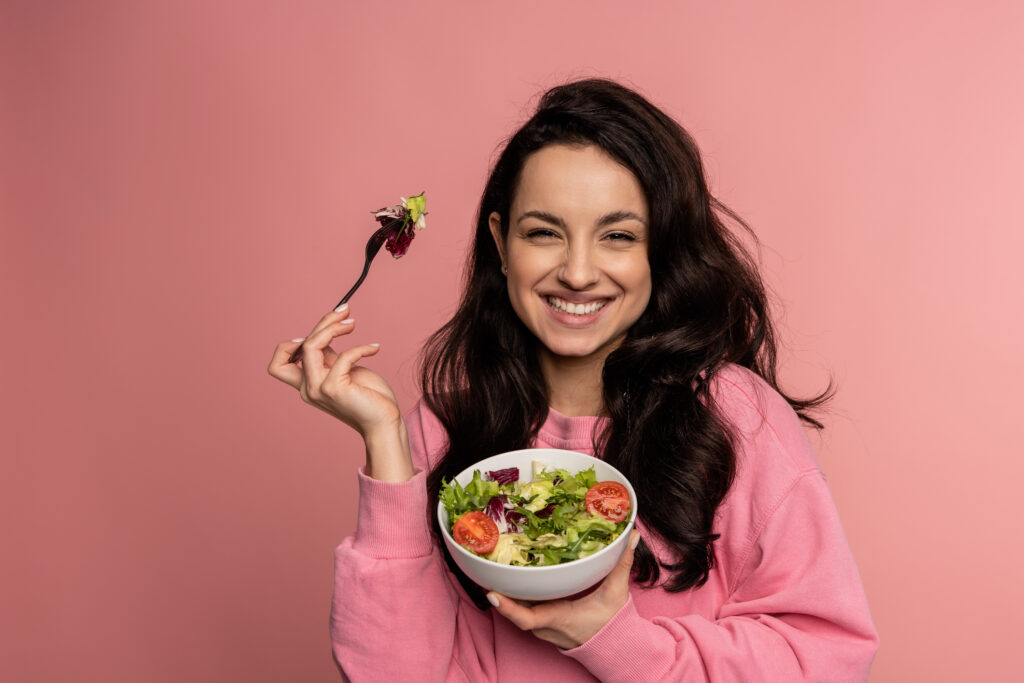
[287,240,387,365]
[332,250,376,312]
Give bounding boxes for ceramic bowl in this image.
[437,448,637,601]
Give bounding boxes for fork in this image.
[288,225,392,364]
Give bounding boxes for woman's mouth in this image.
[545,296,609,316]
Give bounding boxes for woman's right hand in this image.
[267,304,414,482]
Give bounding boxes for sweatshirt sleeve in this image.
[329,402,499,682]
[563,470,879,682]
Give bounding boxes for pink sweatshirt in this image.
[330,365,878,681]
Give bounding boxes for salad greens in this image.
[440,465,629,566]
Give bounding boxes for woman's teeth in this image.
[547,296,607,316]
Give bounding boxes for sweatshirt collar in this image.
[537,406,610,453]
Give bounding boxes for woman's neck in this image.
[539,351,606,417]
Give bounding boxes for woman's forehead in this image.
[511,144,648,221]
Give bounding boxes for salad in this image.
[440,463,631,566]
[374,192,426,258]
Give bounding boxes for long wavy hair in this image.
[421,78,830,608]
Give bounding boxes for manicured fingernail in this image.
[487,593,500,608]
[291,338,305,343]
[334,303,349,313]
[340,318,355,324]
[630,531,640,550]
[369,343,381,347]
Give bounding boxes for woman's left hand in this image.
[487,530,640,650]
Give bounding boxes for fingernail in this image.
[630,531,640,550]
[291,338,305,343]
[340,318,355,324]
[369,343,381,347]
[487,593,500,608]
[334,303,349,313]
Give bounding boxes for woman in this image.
[269,79,879,681]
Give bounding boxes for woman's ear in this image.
[488,212,507,266]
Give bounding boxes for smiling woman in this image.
[268,78,879,681]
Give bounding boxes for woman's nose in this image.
[558,244,600,289]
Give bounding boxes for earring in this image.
[501,264,508,275]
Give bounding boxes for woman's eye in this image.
[525,228,559,239]
[605,231,637,242]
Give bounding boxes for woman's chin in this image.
[539,339,617,364]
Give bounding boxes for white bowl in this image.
[437,448,637,601]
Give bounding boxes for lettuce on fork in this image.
[374,192,427,258]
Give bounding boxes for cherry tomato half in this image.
[585,481,631,522]
[452,510,499,555]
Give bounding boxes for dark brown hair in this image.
[420,79,830,607]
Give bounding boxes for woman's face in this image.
[490,143,652,368]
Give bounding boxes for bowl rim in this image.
[436,447,637,571]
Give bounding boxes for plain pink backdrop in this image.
[3,1,1022,681]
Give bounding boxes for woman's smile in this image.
[545,295,609,316]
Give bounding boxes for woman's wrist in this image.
[362,419,414,482]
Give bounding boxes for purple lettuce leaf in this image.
[483,494,526,533]
[486,467,519,485]
[384,225,414,257]
[504,509,526,532]
[483,496,505,526]
[534,503,557,519]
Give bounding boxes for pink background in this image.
[3,1,1022,681]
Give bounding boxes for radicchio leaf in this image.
[504,509,525,532]
[483,494,526,533]
[483,496,504,521]
[481,496,508,534]
[486,467,519,485]
[374,192,427,259]
[535,503,557,519]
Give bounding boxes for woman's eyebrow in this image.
[516,209,647,227]
[517,210,565,227]
[597,210,647,227]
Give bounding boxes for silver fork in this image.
[288,225,392,364]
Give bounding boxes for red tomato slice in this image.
[585,481,631,522]
[452,510,500,555]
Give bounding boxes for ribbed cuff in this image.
[351,467,435,559]
[563,595,674,682]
